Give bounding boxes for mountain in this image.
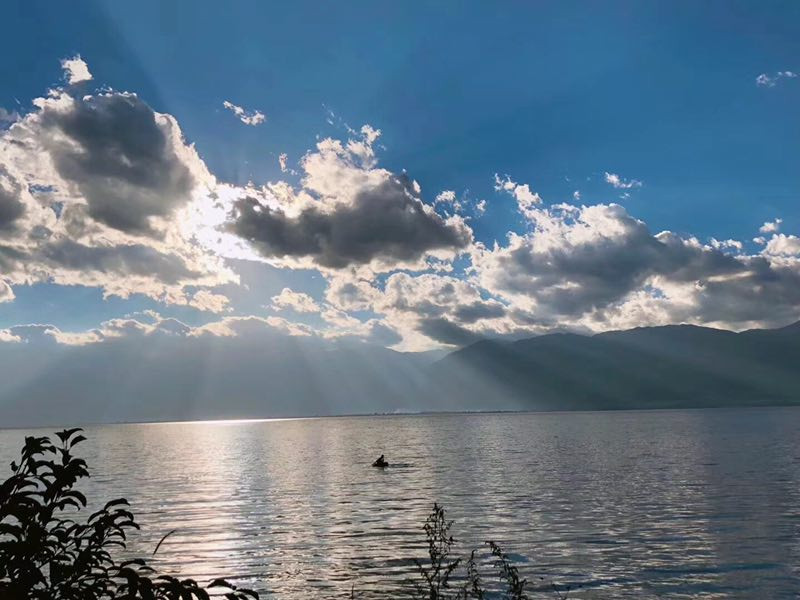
[0,331,438,427]
[432,322,800,411]
[1,321,798,427]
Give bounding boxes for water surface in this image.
[2,408,799,598]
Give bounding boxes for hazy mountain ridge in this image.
[1,321,798,427]
[433,322,800,411]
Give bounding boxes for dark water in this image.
[2,408,800,598]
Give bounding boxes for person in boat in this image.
[372,454,388,467]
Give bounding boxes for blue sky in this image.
[0,0,799,350]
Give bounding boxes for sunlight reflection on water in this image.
[2,407,800,598]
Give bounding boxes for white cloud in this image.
[470,197,800,334]
[0,60,237,307]
[763,234,800,257]
[756,71,797,88]
[2,57,800,354]
[223,100,266,126]
[604,172,642,189]
[709,238,743,252]
[60,56,93,85]
[188,290,231,313]
[278,153,289,173]
[435,190,457,204]
[227,127,472,272]
[759,218,782,234]
[271,287,320,313]
[493,174,542,220]
[0,280,14,303]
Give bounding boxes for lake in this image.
[2,408,800,598]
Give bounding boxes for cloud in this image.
[231,178,471,270]
[760,218,782,234]
[763,234,800,257]
[223,100,266,126]
[756,71,797,88]
[604,172,642,189]
[271,287,320,313]
[188,290,230,313]
[2,57,800,355]
[435,190,457,204]
[0,60,237,306]
[494,174,541,220]
[0,108,19,125]
[31,91,198,235]
[471,196,800,333]
[0,168,26,230]
[324,274,380,312]
[228,129,472,272]
[417,317,485,346]
[60,56,93,85]
[708,238,743,252]
[0,279,14,303]
[322,271,516,350]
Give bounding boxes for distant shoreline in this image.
[2,402,799,432]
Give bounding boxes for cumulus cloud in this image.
[708,238,743,252]
[188,290,230,313]
[271,287,320,313]
[763,234,800,257]
[471,196,800,333]
[0,279,14,303]
[0,108,19,125]
[604,172,642,189]
[32,91,198,235]
[760,218,782,234]
[223,100,266,126]
[60,56,93,84]
[494,174,541,220]
[228,129,472,271]
[2,57,800,355]
[756,71,797,88]
[231,178,471,270]
[0,59,237,306]
[0,168,26,230]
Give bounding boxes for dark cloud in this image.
[0,182,24,231]
[230,176,471,269]
[452,301,506,324]
[691,256,800,326]
[478,205,746,317]
[418,317,486,346]
[39,92,195,235]
[40,239,198,283]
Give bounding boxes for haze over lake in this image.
[3,407,799,598]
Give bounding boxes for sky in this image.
[0,0,799,356]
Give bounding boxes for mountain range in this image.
[0,321,798,427]
[432,321,800,411]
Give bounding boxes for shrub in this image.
[410,502,530,599]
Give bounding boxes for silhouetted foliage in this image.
[0,429,258,600]
[413,503,462,598]
[409,504,542,599]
